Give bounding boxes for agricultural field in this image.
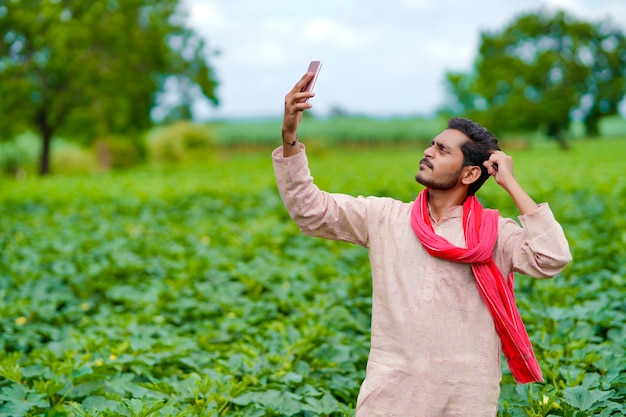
[210,114,626,148]
[1,136,625,416]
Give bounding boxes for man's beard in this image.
[415,162,465,191]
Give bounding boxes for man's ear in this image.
[461,166,482,186]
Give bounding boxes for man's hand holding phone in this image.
[282,61,322,157]
[298,60,322,103]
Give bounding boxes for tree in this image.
[0,0,218,175]
[443,9,626,147]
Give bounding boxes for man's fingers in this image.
[285,96,313,113]
[288,72,314,95]
[484,151,514,181]
[483,160,497,176]
[295,92,315,104]
[284,73,316,110]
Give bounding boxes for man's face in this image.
[415,129,469,191]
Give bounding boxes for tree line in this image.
[1,4,625,175]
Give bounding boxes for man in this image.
[272,72,572,416]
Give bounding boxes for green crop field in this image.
[1,137,625,416]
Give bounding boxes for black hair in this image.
[447,117,501,196]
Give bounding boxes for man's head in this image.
[415,117,500,196]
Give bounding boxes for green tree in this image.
[0,0,219,175]
[443,9,626,148]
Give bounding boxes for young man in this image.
[272,72,572,416]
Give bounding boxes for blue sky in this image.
[178,0,626,121]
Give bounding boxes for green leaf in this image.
[593,352,626,375]
[121,398,167,417]
[0,353,23,383]
[82,395,121,411]
[105,374,152,398]
[0,384,49,415]
[303,392,341,414]
[231,390,303,415]
[277,371,304,385]
[563,386,615,411]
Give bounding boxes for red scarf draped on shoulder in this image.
[410,189,542,384]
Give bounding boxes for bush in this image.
[51,145,98,175]
[94,135,146,170]
[0,132,39,177]
[0,142,23,176]
[147,121,216,164]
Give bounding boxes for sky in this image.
[178,0,626,121]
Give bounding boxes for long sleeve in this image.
[495,203,572,278]
[272,145,371,247]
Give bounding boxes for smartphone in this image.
[300,60,322,102]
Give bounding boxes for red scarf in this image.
[410,190,542,384]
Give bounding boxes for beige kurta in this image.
[272,145,572,417]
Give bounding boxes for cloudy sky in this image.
[180,0,626,121]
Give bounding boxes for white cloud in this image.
[302,18,335,42]
[399,0,434,12]
[252,42,288,68]
[301,18,378,51]
[185,3,226,34]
